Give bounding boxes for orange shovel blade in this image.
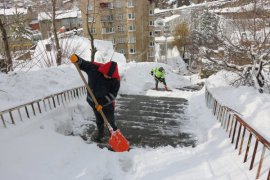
[109,130,129,152]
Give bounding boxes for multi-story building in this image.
[80,0,155,62]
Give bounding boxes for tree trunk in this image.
[86,0,97,62]
[183,45,186,59]
[0,18,13,73]
[52,0,62,66]
[87,24,97,62]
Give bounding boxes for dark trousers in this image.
[87,99,118,133]
[155,76,166,89]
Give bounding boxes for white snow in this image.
[0,7,27,15]
[0,38,269,180]
[38,9,80,21]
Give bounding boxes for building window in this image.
[108,2,113,9]
[87,4,93,11]
[117,26,124,32]
[129,47,136,54]
[88,17,95,22]
[119,49,125,54]
[149,9,154,15]
[111,39,115,45]
[102,27,114,34]
[99,2,113,9]
[149,51,155,57]
[90,28,96,34]
[116,14,123,20]
[128,25,136,31]
[101,15,113,22]
[116,37,126,44]
[128,37,136,43]
[149,20,154,26]
[128,13,135,20]
[115,1,122,8]
[149,31,154,37]
[149,41,155,47]
[127,0,134,7]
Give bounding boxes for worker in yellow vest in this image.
[150,67,169,91]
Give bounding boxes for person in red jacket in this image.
[71,54,120,142]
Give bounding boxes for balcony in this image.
[100,2,113,9]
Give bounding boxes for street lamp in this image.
[164,23,170,64]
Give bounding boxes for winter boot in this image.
[164,85,169,91]
[91,130,104,143]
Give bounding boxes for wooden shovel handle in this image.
[73,62,113,132]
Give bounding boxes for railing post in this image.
[25,106,30,118]
[235,124,242,149]
[1,113,7,128]
[31,103,36,116]
[57,95,60,106]
[256,146,266,179]
[43,99,47,112]
[229,115,235,138]
[9,111,15,124]
[226,113,231,132]
[18,108,23,121]
[37,102,42,114]
[48,98,52,109]
[61,93,65,105]
[52,97,56,108]
[231,118,238,143]
[239,127,246,155]
[249,139,258,170]
[244,133,253,163]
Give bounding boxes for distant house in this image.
[38,9,82,39]
[0,7,35,53]
[29,19,40,30]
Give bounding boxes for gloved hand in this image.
[95,104,103,112]
[70,54,79,63]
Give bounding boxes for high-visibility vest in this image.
[151,68,165,79]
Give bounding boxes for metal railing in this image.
[0,86,86,128]
[205,88,270,180]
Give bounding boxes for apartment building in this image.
[80,0,156,62]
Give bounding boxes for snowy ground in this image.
[0,36,269,180]
[0,61,269,180]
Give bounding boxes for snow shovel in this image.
[70,55,129,152]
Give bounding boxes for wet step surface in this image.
[176,82,204,91]
[86,94,197,149]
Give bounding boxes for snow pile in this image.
[0,65,81,110]
[33,36,126,68]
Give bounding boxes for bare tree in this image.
[80,0,98,62]
[37,0,63,66]
[192,0,270,92]
[51,0,62,65]
[0,18,12,73]
[172,22,192,59]
[154,0,177,9]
